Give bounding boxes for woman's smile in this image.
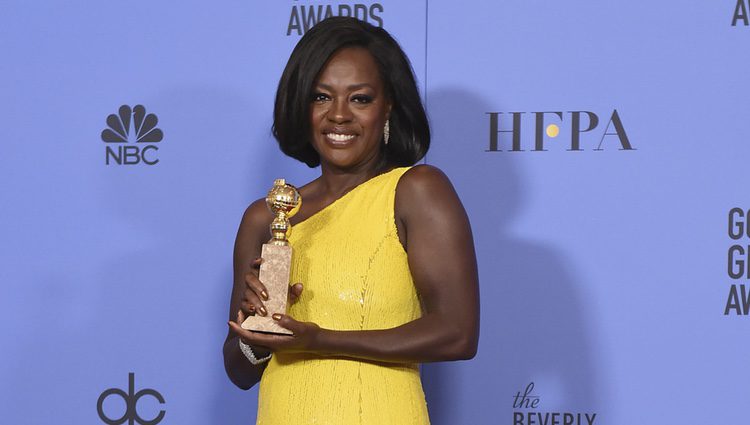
[323,129,357,145]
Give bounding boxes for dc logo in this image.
[96,372,166,425]
[101,104,164,165]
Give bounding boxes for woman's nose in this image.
[328,98,353,123]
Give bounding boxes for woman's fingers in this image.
[240,298,258,316]
[236,309,256,327]
[242,283,265,316]
[231,312,271,353]
[244,269,269,316]
[228,314,320,354]
[242,290,265,316]
[272,313,300,333]
[289,283,304,303]
[247,257,266,300]
[229,321,258,344]
[228,320,293,348]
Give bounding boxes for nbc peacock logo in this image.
[101,104,164,165]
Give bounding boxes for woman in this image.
[224,17,479,424]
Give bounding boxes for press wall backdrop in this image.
[2,1,749,424]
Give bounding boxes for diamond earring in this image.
[384,120,390,145]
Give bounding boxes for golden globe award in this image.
[241,179,301,335]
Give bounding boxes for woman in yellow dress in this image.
[224,17,479,424]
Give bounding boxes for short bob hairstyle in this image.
[273,17,430,168]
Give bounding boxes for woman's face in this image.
[309,47,391,171]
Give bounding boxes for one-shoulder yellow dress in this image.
[256,166,430,425]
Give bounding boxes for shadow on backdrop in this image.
[421,88,603,424]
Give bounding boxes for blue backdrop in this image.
[2,1,748,424]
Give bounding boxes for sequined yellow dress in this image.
[256,166,430,425]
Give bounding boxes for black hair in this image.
[273,17,430,168]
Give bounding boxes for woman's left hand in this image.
[228,312,322,354]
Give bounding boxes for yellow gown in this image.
[256,166,430,425]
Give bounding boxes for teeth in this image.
[327,133,355,142]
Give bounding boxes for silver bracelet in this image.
[238,338,272,365]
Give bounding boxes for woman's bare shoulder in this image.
[397,164,459,206]
[242,197,273,228]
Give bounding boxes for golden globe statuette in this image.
[241,179,301,335]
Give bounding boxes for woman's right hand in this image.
[240,257,305,318]
[241,257,269,317]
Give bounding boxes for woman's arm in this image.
[228,165,480,363]
[223,199,274,390]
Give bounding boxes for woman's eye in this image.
[351,95,373,104]
[312,93,330,102]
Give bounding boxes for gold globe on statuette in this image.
[241,179,301,335]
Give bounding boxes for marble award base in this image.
[241,244,293,335]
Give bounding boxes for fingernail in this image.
[272,313,282,321]
[259,306,267,316]
[261,290,269,300]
